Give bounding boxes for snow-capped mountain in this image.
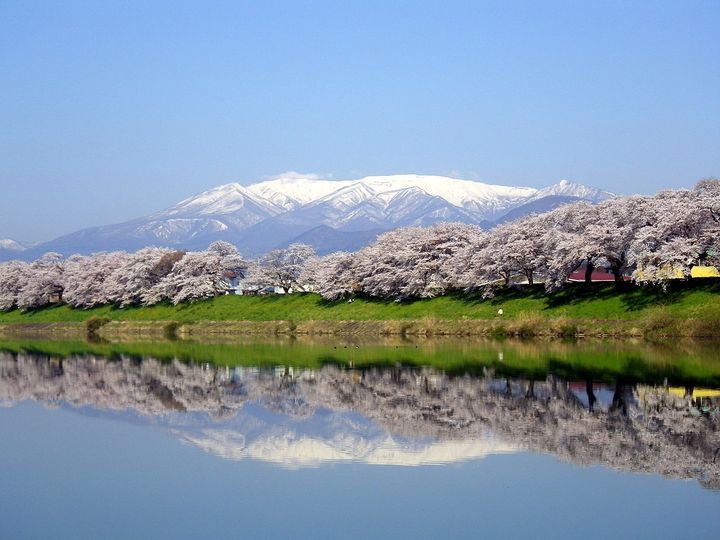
[246,174,538,219]
[7,174,614,260]
[0,239,27,260]
[0,239,25,251]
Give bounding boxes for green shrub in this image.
[85,317,110,336]
[164,321,181,340]
[559,324,578,337]
[489,325,507,338]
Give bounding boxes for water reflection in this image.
[1,350,719,489]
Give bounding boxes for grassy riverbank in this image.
[0,281,719,338]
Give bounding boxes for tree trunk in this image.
[611,255,626,283]
[611,264,623,283]
[526,270,534,285]
[584,261,595,283]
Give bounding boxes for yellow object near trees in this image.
[690,266,720,278]
[635,264,685,281]
[636,265,719,281]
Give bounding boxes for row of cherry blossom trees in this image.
[0,240,319,311]
[1,180,718,309]
[0,242,238,311]
[302,179,720,299]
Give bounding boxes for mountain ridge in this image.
[2,174,614,260]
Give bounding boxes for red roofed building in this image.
[568,267,630,282]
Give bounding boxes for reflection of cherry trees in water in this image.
[0,351,718,489]
[610,380,634,417]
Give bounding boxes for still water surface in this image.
[1,338,719,538]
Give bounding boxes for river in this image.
[1,337,719,538]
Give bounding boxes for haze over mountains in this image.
[1,174,613,260]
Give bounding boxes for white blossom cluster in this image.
[1,180,718,309]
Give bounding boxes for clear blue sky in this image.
[1,0,718,242]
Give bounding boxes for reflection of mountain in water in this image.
[177,409,517,467]
[1,352,718,488]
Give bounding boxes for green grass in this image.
[0,281,718,324]
[2,336,720,387]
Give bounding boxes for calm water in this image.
[1,338,719,539]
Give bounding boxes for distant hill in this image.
[495,195,589,223]
[281,225,384,255]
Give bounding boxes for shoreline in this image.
[1,315,718,341]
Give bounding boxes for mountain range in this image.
[1,174,613,260]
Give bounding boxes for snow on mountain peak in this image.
[314,181,379,207]
[162,182,286,217]
[532,179,614,201]
[0,239,25,251]
[245,173,539,212]
[248,175,354,208]
[350,174,537,207]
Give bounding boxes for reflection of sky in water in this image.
[570,384,617,409]
[1,400,719,540]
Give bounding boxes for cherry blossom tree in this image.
[104,247,177,307]
[303,238,383,300]
[462,216,549,289]
[145,241,247,305]
[353,223,484,299]
[301,251,359,300]
[502,215,550,285]
[584,196,652,282]
[0,260,29,311]
[630,185,720,283]
[63,251,130,308]
[16,253,65,310]
[695,177,720,224]
[542,202,600,290]
[254,243,315,293]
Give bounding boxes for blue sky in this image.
[1,0,718,242]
